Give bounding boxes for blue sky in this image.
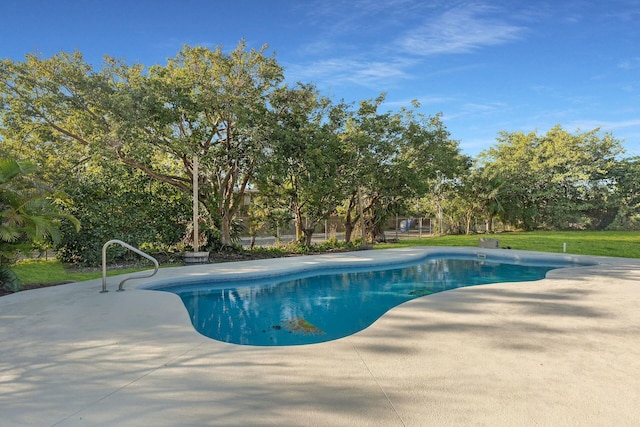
[2,0,639,157]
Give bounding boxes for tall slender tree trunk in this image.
[294,205,304,242]
[342,193,357,243]
[303,228,314,246]
[465,213,472,235]
[344,222,354,243]
[221,214,232,245]
[485,214,494,233]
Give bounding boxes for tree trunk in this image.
[342,193,357,243]
[303,228,314,246]
[485,214,494,233]
[344,222,354,243]
[294,208,304,242]
[221,215,232,245]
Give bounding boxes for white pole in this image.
[563,242,566,253]
[193,155,199,252]
[358,184,365,244]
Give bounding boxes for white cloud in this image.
[383,94,454,109]
[298,0,435,35]
[565,118,640,132]
[441,101,509,122]
[397,3,524,56]
[618,57,640,70]
[287,3,526,90]
[286,57,414,90]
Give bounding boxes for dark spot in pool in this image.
[409,288,433,297]
[272,325,282,330]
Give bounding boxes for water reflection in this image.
[163,259,559,346]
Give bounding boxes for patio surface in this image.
[1,247,639,426]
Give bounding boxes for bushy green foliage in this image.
[476,126,624,231]
[199,220,245,252]
[56,166,191,266]
[337,98,469,243]
[246,246,288,257]
[280,238,362,254]
[137,242,187,265]
[605,157,640,231]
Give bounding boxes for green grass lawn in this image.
[10,230,640,287]
[12,259,154,285]
[376,230,640,258]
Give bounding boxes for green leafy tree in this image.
[339,96,406,243]
[444,176,481,235]
[339,97,467,242]
[607,157,640,230]
[0,42,283,246]
[243,191,293,248]
[141,42,284,244]
[427,165,504,234]
[470,167,504,233]
[478,125,623,230]
[258,83,348,246]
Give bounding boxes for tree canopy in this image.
[1,41,283,245]
[2,43,638,264]
[477,125,624,230]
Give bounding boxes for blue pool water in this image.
[156,255,581,346]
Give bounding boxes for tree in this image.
[257,83,348,246]
[0,41,284,245]
[338,96,406,243]
[339,97,468,242]
[143,42,284,244]
[443,176,481,235]
[0,158,79,291]
[606,157,640,230]
[478,125,624,230]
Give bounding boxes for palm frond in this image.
[1,156,79,257]
[0,159,35,186]
[0,225,22,243]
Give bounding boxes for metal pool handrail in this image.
[101,239,159,293]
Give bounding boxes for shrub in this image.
[56,168,191,266]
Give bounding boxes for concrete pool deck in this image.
[1,247,639,426]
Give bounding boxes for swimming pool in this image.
[152,251,589,346]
